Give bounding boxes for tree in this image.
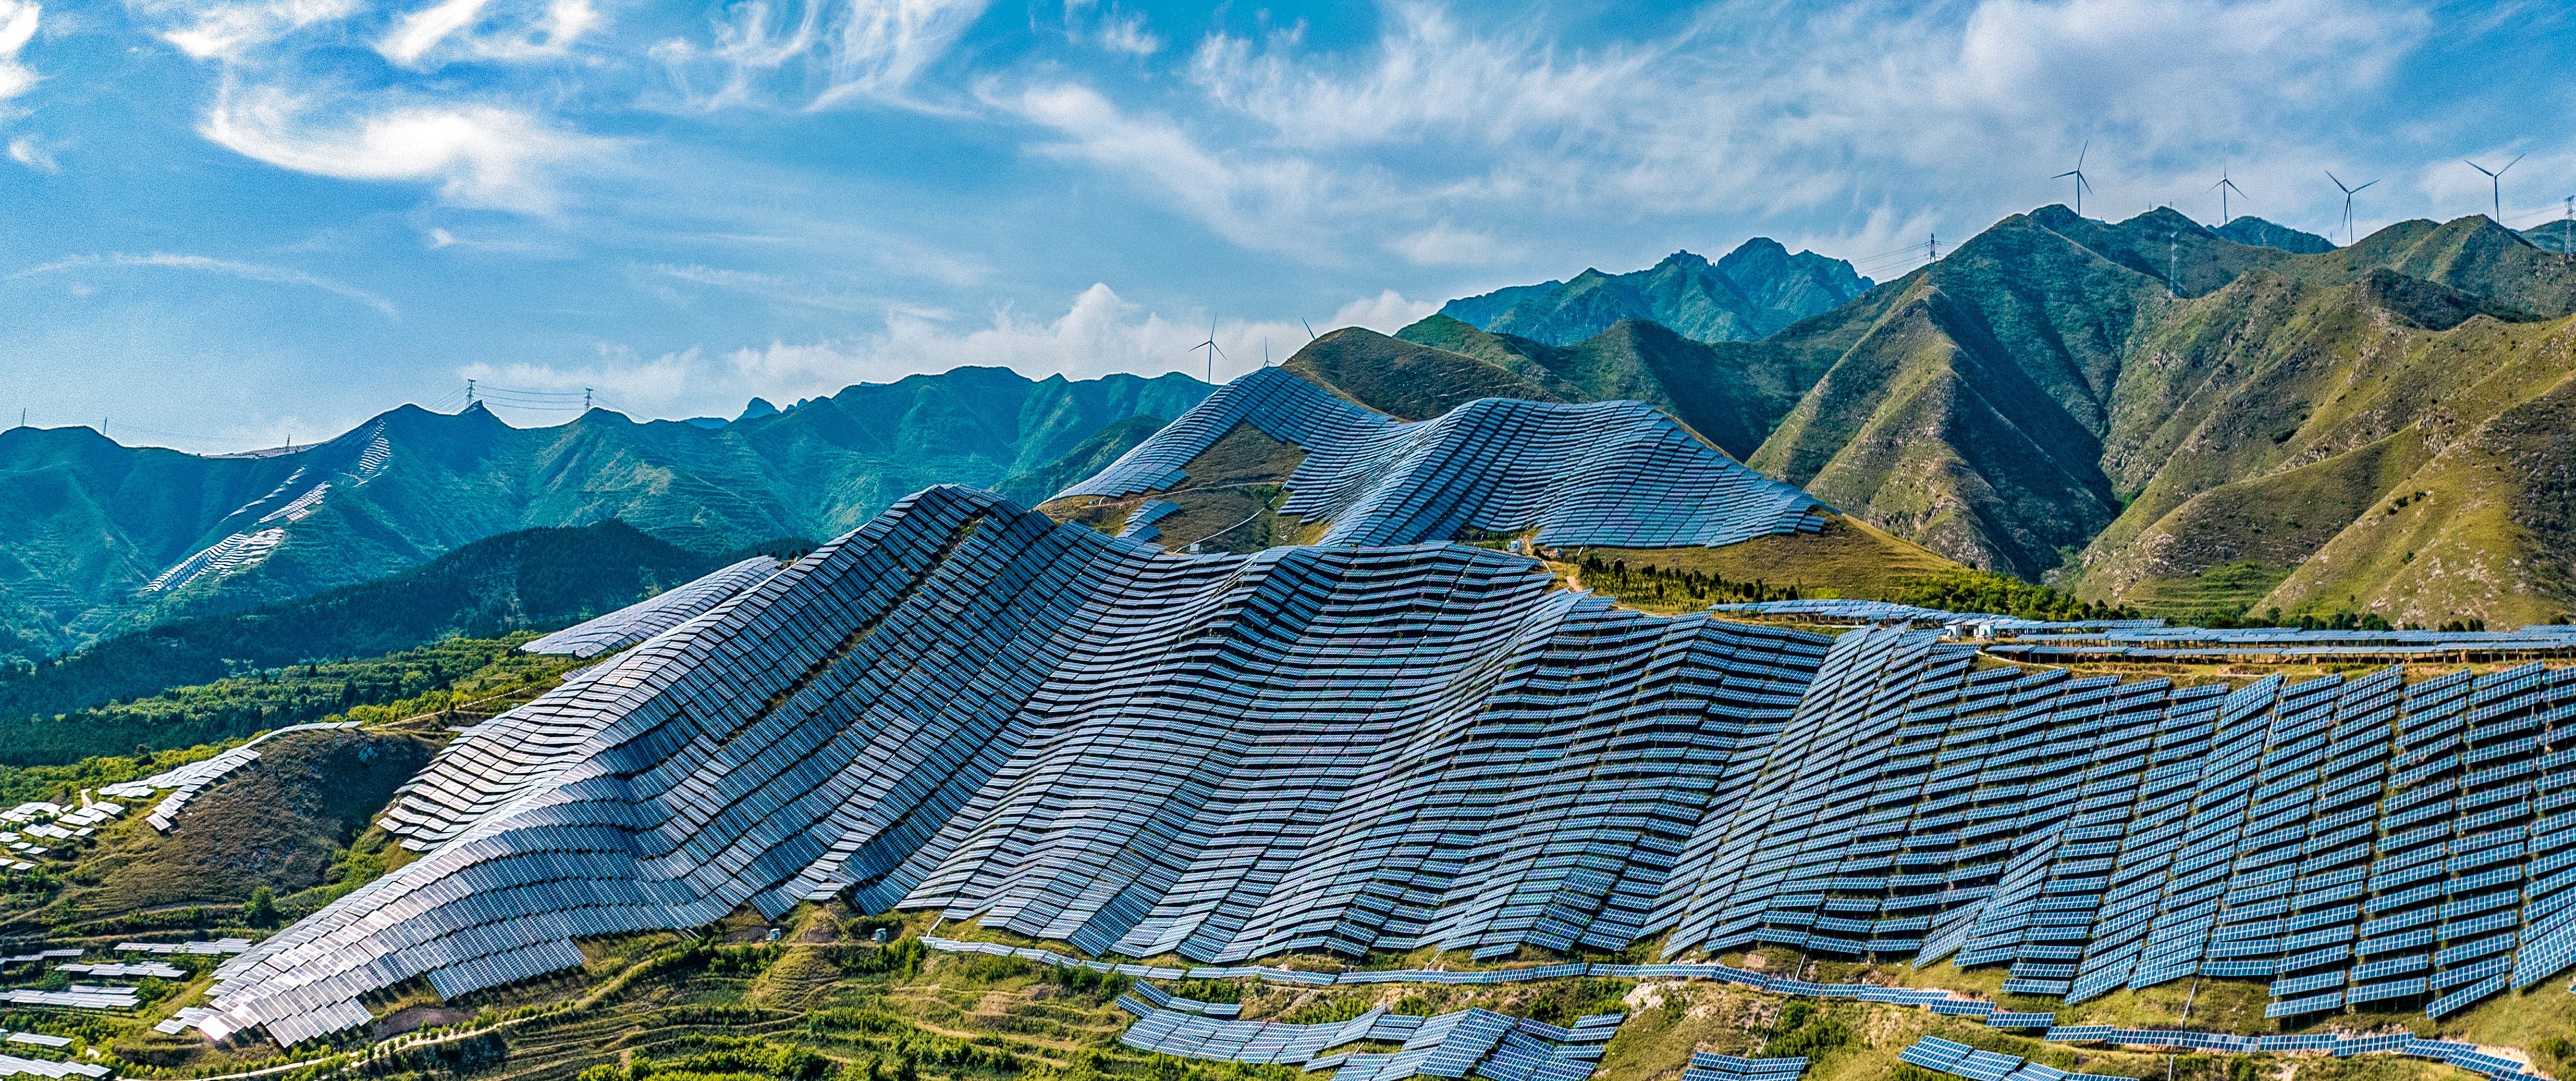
[243,885,278,926]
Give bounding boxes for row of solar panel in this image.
[1057,367,1827,549]
[521,557,782,659]
[1898,1037,2124,1081]
[190,485,2576,1044]
[1116,1001,1616,1081]
[2042,1028,2540,1080]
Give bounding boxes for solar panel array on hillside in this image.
[190,487,2576,1047]
[1117,1002,1619,1081]
[1716,600,2576,660]
[1057,367,1827,548]
[520,555,782,658]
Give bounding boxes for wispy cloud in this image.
[201,82,616,213]
[6,135,51,171]
[8,252,398,317]
[1024,0,2431,263]
[1063,0,1159,56]
[0,0,39,103]
[132,0,362,60]
[376,0,599,67]
[646,262,869,310]
[649,0,992,111]
[998,80,1364,257]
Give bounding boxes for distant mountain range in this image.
[0,520,748,764]
[1389,207,2576,625]
[2526,222,2576,252]
[13,207,2574,650]
[2214,215,2338,254]
[1437,240,1871,345]
[0,369,1206,658]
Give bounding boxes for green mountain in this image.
[1408,207,2576,627]
[0,520,754,762]
[2215,216,2337,254]
[2069,264,2576,625]
[2526,222,2576,253]
[992,415,1171,506]
[1708,208,2575,585]
[1438,241,1871,345]
[0,368,1208,655]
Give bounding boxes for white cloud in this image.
[1188,5,1648,151]
[7,252,398,317]
[0,0,38,103]
[201,83,614,213]
[1063,0,1158,56]
[6,135,53,172]
[2415,148,2576,228]
[1327,289,1435,333]
[647,262,868,310]
[1027,0,2430,258]
[1092,9,1159,56]
[1000,81,1360,256]
[377,0,598,67]
[134,0,361,59]
[650,0,990,111]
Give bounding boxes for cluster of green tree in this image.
[1574,555,1805,604]
[2205,606,2516,631]
[0,636,571,768]
[1756,1001,1852,1058]
[1520,978,1632,1027]
[354,1031,512,1078]
[2206,608,2399,630]
[0,521,721,749]
[574,1035,836,1081]
[1892,570,2136,622]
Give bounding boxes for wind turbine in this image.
[1191,320,1225,382]
[2328,171,2377,246]
[2054,140,2095,218]
[2210,166,2247,226]
[2465,154,2525,223]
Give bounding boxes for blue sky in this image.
[1,0,2570,451]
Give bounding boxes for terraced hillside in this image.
[128,487,2576,1048]
[17,496,2576,1081]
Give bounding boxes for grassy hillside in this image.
[1600,208,2576,616]
[0,635,576,767]
[0,369,1208,654]
[1550,515,1961,609]
[1283,327,1571,420]
[24,906,2536,1081]
[2068,265,2576,625]
[993,416,1172,507]
[1394,316,1829,460]
[0,521,737,762]
[0,639,575,935]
